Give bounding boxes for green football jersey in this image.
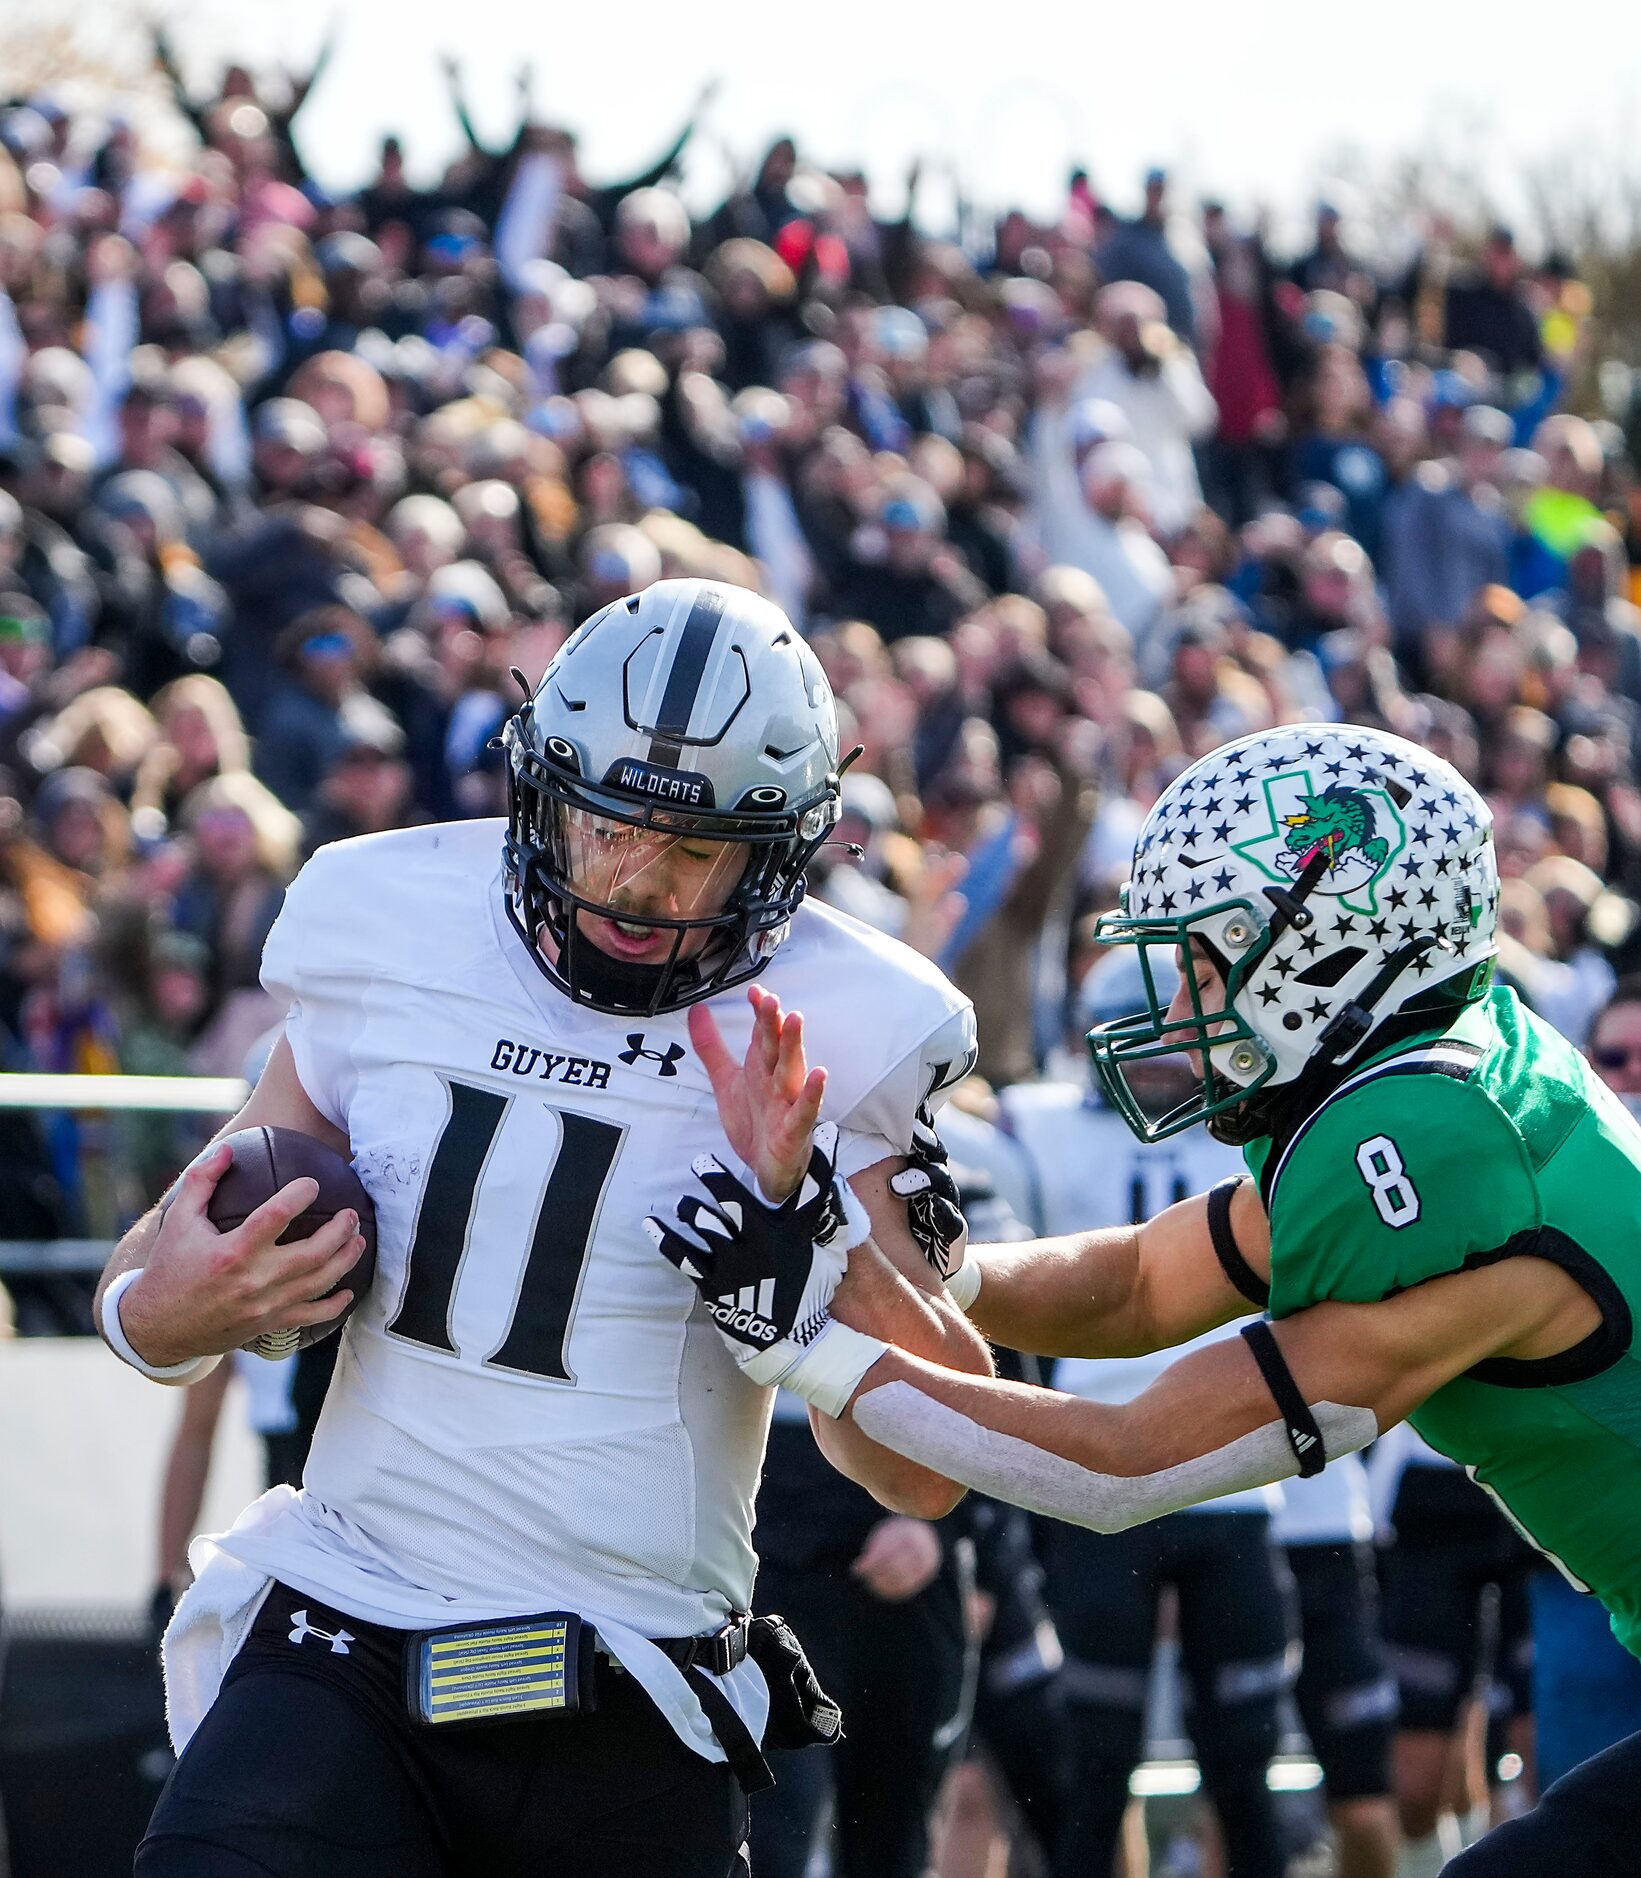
[1245,985,1641,1657]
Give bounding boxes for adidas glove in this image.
[888,1116,980,1311]
[645,1121,887,1417]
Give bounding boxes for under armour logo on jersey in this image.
[619,1034,686,1077]
[288,1609,354,1655]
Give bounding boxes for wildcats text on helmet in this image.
[500,577,843,1017]
[602,758,715,806]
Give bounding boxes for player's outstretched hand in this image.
[118,1143,366,1368]
[644,1122,872,1396]
[689,985,827,1202]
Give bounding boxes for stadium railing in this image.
[0,1072,246,1275]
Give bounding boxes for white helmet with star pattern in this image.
[1087,723,1500,1141]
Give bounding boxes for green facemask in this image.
[1085,895,1277,1142]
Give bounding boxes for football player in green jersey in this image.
[656,722,1641,1877]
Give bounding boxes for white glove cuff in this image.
[945,1256,981,1312]
[776,1319,890,1419]
[829,1176,873,1254]
[101,1269,219,1386]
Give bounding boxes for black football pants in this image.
[749,1556,968,1878]
[1447,1724,1641,1875]
[136,1582,748,1877]
[1044,1511,1293,1878]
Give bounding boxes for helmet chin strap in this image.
[511,888,691,1015]
[567,925,693,1013]
[1313,934,1441,1064]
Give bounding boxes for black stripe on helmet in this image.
[646,586,727,767]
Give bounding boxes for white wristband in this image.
[945,1255,981,1312]
[100,1269,218,1386]
[829,1176,874,1254]
[776,1319,890,1419]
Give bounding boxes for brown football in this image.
[206,1125,377,1358]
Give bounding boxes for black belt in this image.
[654,1615,770,1796]
[655,1613,752,1677]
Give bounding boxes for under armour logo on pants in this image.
[288,1609,354,1655]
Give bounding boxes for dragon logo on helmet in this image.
[1233,772,1406,912]
[1282,785,1389,877]
[1091,725,1499,1143]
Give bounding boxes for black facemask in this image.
[562,924,699,1014]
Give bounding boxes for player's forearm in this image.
[157,1432,213,1583]
[809,1404,969,1518]
[834,1237,993,1378]
[965,1229,1152,1358]
[819,1239,992,1516]
[94,1203,166,1334]
[841,1345,1376,1533]
[155,1359,232,1585]
[853,1347,1133,1469]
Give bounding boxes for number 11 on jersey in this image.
[386,1078,627,1382]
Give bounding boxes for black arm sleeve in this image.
[588,115,699,227]
[1206,1176,1269,1308]
[153,30,211,144]
[1240,1320,1325,1477]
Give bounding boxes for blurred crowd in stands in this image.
[10,38,1641,1877]
[0,43,1628,1255]
[0,44,1634,1243]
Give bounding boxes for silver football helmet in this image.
[1088,723,1500,1142]
[502,578,843,1015]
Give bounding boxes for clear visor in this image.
[555,803,750,927]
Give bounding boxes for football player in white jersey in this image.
[95,578,989,1878]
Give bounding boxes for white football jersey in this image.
[997,1082,1240,1240]
[998,1084,1277,1515]
[214,820,974,1652]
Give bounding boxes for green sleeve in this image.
[1266,1074,1541,1318]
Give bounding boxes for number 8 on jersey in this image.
[1355,1134,1421,1228]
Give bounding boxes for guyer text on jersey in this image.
[489,1038,614,1088]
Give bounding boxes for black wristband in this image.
[1240,1320,1325,1477]
[1207,1178,1269,1308]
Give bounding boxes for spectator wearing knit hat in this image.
[252,606,396,813]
